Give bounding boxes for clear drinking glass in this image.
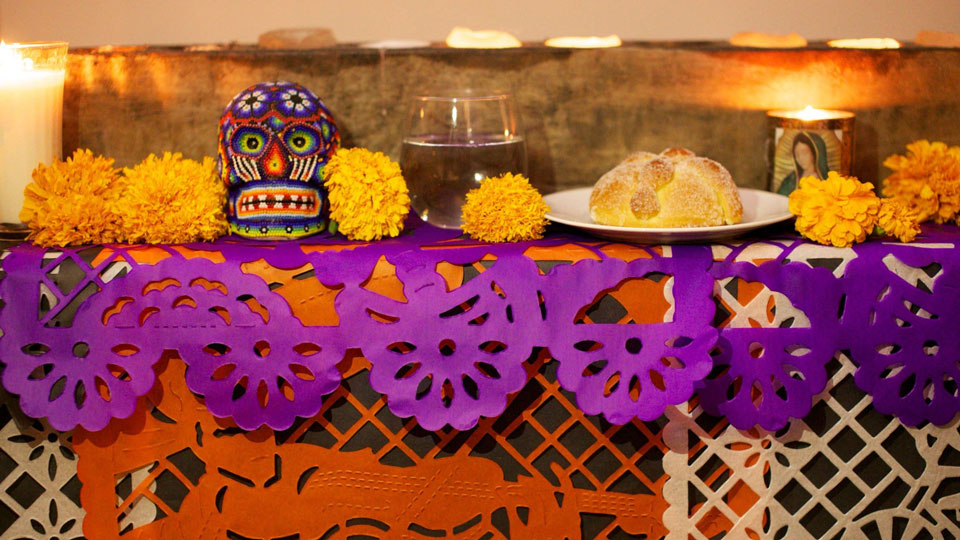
[400,90,527,229]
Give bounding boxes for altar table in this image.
[0,219,958,539]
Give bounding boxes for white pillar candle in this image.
[0,42,65,225]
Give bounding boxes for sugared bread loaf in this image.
[589,147,743,228]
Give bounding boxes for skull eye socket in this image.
[231,127,269,157]
[283,126,322,157]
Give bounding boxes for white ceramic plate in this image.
[544,187,792,243]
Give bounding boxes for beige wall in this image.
[1,0,958,46]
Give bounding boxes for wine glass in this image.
[400,90,527,229]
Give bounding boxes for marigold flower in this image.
[461,173,550,242]
[788,171,880,247]
[877,197,921,243]
[882,140,960,224]
[117,152,227,244]
[19,149,124,247]
[323,148,410,241]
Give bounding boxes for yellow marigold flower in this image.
[20,149,124,247]
[788,171,880,247]
[882,139,960,224]
[323,148,410,241]
[878,197,921,243]
[461,173,550,242]
[117,152,227,244]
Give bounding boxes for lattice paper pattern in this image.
[0,391,84,540]
[664,352,960,540]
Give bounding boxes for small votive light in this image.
[729,32,808,48]
[0,41,67,233]
[767,106,855,195]
[827,38,901,49]
[258,28,336,49]
[446,27,521,48]
[544,35,622,48]
[361,40,431,49]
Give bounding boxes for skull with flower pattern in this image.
[218,81,339,239]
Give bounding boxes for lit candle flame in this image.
[446,27,521,48]
[827,38,901,49]
[0,41,35,74]
[774,106,854,121]
[544,35,622,48]
[729,32,807,48]
[795,105,835,121]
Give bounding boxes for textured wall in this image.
[64,43,960,192]
[5,0,960,45]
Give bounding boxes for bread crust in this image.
[589,147,743,228]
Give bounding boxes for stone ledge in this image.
[64,43,960,191]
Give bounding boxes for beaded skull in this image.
[218,81,339,239]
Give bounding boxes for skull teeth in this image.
[239,194,316,212]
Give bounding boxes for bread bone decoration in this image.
[218,81,340,239]
[589,147,743,228]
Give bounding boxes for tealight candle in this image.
[445,27,521,48]
[729,32,808,48]
[361,40,431,49]
[544,35,622,48]
[0,41,67,231]
[767,106,855,195]
[827,38,900,49]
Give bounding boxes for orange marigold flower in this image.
[19,149,124,247]
[461,173,550,242]
[877,197,921,243]
[117,152,227,244]
[788,171,880,247]
[323,148,410,241]
[882,140,960,224]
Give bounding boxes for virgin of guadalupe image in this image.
[776,131,831,195]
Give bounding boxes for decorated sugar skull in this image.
[218,81,339,239]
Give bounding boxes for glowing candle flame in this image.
[827,38,901,49]
[0,42,35,75]
[544,35,622,48]
[446,27,521,48]
[795,105,835,121]
[777,105,853,121]
[729,32,807,48]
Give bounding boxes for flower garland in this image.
[34,141,950,250]
[461,173,550,242]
